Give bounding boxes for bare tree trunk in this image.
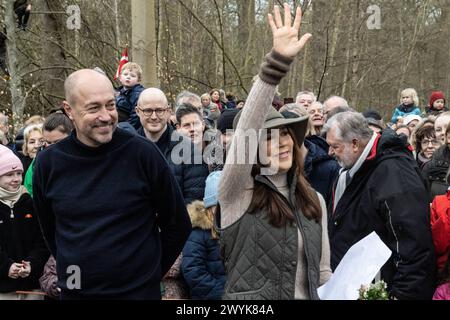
[398,0,429,90]
[5,0,26,131]
[41,0,67,107]
[114,0,121,49]
[131,0,158,87]
[237,0,256,90]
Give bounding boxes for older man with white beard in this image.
[325,111,436,300]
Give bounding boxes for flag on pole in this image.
[114,47,129,80]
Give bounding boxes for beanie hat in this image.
[403,114,422,126]
[429,91,446,108]
[217,109,240,134]
[0,145,23,177]
[203,171,222,209]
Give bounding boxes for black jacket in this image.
[0,192,49,293]
[329,129,436,300]
[422,145,450,200]
[115,84,145,130]
[304,135,340,211]
[138,125,208,205]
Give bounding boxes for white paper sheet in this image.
[318,231,392,300]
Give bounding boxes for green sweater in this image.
[23,158,34,197]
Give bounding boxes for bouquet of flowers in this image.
[359,280,389,300]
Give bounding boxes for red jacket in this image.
[430,191,450,270]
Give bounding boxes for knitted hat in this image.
[203,171,222,209]
[403,114,422,126]
[217,109,240,134]
[429,91,446,107]
[0,145,23,177]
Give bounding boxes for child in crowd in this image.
[426,91,447,116]
[182,171,226,300]
[0,145,49,300]
[116,62,145,130]
[391,88,421,124]
[433,253,450,300]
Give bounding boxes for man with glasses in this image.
[136,88,208,205]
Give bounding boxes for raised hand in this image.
[268,3,312,58]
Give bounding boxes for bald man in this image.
[33,70,191,300]
[136,88,208,205]
[323,96,349,122]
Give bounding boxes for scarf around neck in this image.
[0,185,25,208]
[333,133,378,212]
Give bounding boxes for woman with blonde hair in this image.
[17,124,43,180]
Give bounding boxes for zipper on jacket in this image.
[255,175,315,299]
[385,201,400,267]
[10,207,14,219]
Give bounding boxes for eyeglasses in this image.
[421,139,440,146]
[138,107,168,117]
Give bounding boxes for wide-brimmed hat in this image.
[233,107,310,146]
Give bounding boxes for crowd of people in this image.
[0,4,448,300]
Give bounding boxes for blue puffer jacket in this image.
[304,135,341,212]
[116,84,145,130]
[182,201,226,300]
[138,125,209,205]
[391,104,421,124]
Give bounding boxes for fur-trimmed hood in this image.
[187,200,213,230]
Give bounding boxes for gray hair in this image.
[323,112,372,143]
[323,96,349,109]
[176,91,201,109]
[296,91,316,102]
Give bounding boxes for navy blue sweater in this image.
[33,129,192,299]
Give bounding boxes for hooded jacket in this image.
[181,201,226,299]
[330,129,436,300]
[430,191,450,270]
[422,145,450,200]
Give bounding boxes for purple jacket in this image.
[433,283,450,300]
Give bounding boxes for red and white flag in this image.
[114,47,129,80]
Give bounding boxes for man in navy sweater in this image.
[33,69,192,299]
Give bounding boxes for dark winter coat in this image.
[304,135,340,211]
[330,129,436,300]
[15,151,33,182]
[182,201,226,300]
[14,0,28,11]
[425,106,448,116]
[138,125,208,205]
[116,84,145,130]
[422,145,450,200]
[0,192,49,293]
